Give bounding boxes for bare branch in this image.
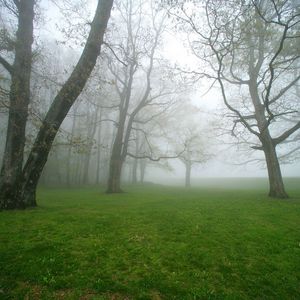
[279,146,300,161]
[251,145,263,150]
[0,55,13,74]
[127,147,186,162]
[1,0,19,16]
[273,121,300,145]
[270,74,300,104]
[103,42,128,67]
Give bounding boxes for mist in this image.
[1,1,300,299]
[1,0,299,196]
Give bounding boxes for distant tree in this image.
[0,0,114,209]
[179,128,212,187]
[165,102,213,187]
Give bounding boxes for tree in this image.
[0,0,114,209]
[164,101,213,187]
[104,0,174,193]
[179,128,212,188]
[171,0,300,198]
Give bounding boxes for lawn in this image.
[0,179,300,299]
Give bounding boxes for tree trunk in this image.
[185,162,192,188]
[0,0,35,209]
[1,0,114,209]
[106,73,133,193]
[248,75,288,199]
[261,135,288,198]
[95,110,103,184]
[140,159,146,183]
[107,156,123,193]
[106,128,124,193]
[132,158,138,184]
[131,131,139,184]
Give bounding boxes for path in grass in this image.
[1,181,300,299]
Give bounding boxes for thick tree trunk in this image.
[185,162,192,188]
[107,156,123,193]
[1,0,114,209]
[106,77,132,193]
[261,136,288,198]
[0,0,35,209]
[248,75,288,199]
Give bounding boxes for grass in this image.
[0,178,300,299]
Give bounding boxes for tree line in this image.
[0,0,299,210]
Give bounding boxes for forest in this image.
[0,0,299,299]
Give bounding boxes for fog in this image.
[0,0,299,195]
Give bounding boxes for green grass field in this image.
[1,178,300,299]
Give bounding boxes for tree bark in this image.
[248,77,288,199]
[132,133,139,184]
[261,134,288,198]
[0,0,35,209]
[106,156,123,193]
[1,0,114,209]
[106,124,124,193]
[185,162,192,188]
[95,110,103,184]
[106,62,135,193]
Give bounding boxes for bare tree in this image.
[105,0,174,193]
[179,129,212,188]
[171,0,300,198]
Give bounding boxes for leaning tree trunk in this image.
[185,162,192,188]
[12,0,114,208]
[0,0,35,210]
[261,135,288,198]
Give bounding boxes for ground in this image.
[0,178,300,299]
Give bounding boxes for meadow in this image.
[0,178,300,299]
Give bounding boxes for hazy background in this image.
[1,0,299,189]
